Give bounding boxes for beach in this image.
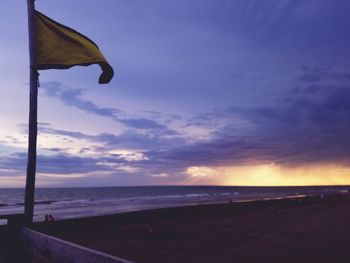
[1,186,347,223]
[19,192,349,263]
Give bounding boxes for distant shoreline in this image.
[31,191,342,227]
[1,185,350,224]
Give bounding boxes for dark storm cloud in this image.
[211,77,350,166]
[38,124,185,151]
[5,81,350,178]
[31,64,350,174]
[0,152,132,175]
[40,82,177,134]
[37,154,111,174]
[0,144,184,177]
[7,62,350,179]
[139,66,350,170]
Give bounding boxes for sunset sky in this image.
[1,0,350,187]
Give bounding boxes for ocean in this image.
[0,186,349,223]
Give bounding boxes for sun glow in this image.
[186,163,350,186]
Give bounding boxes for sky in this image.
[1,0,350,187]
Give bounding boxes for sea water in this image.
[0,186,349,222]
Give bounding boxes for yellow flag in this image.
[34,11,114,84]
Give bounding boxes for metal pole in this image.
[24,0,38,225]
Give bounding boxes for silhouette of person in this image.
[48,214,55,222]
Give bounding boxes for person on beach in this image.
[48,214,55,222]
[43,214,50,230]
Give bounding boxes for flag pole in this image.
[24,0,38,225]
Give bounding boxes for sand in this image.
[26,193,350,263]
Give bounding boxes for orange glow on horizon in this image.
[185,163,350,186]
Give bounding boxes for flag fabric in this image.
[34,11,114,84]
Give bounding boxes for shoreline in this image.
[0,191,332,224]
[31,192,323,229]
[1,185,349,222]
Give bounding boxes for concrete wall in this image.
[21,227,134,263]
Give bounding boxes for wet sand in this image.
[28,193,350,263]
[0,240,5,263]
